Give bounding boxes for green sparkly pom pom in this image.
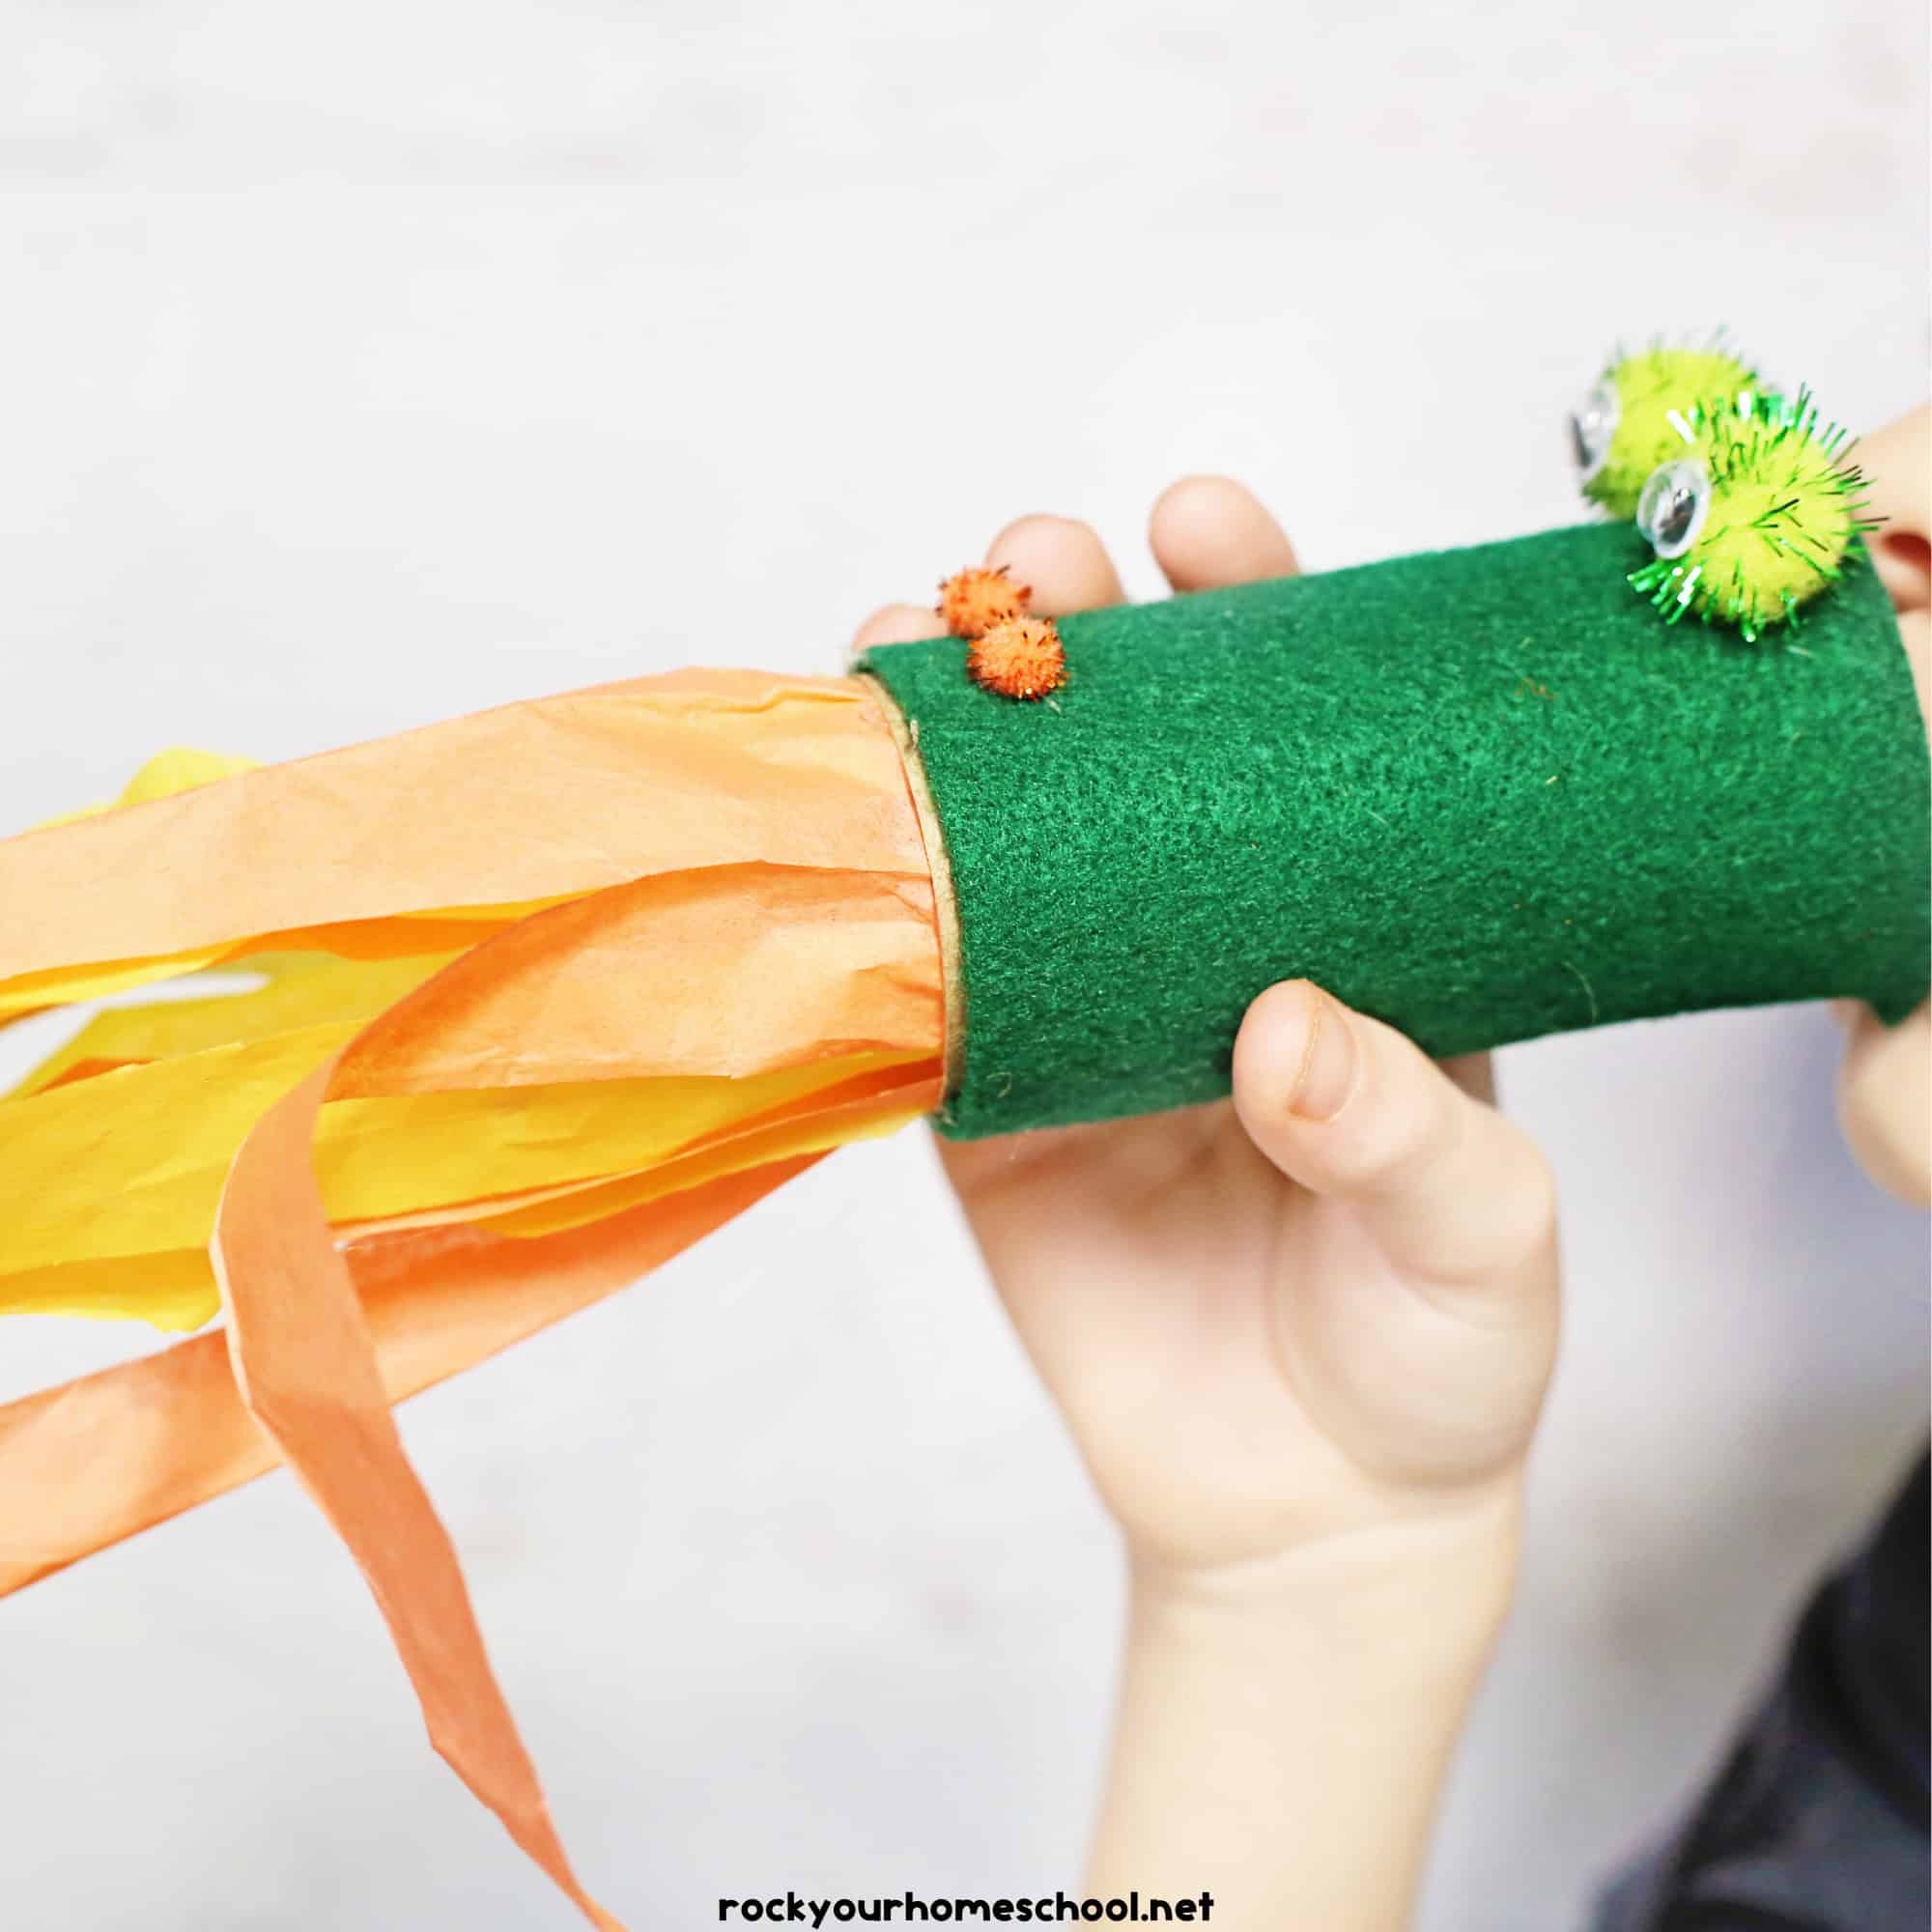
[1574,338,1760,519]
[1627,389,1881,641]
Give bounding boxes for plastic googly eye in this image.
[1570,380,1620,484]
[1635,459,1711,560]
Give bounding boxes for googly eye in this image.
[1635,459,1712,559]
[1570,380,1620,483]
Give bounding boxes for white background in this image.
[1,4,1926,1927]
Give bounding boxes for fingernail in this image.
[1288,984,1357,1122]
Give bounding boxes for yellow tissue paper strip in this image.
[0,1037,920,1322]
[0,1249,223,1332]
[31,746,263,828]
[5,953,454,1099]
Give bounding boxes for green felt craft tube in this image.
[860,522,1930,1139]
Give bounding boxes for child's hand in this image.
[855,485,1561,1587]
[857,489,1560,1923]
[1837,406,1931,1208]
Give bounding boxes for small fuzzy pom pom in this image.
[1629,388,1878,639]
[939,565,1031,639]
[1575,340,1760,519]
[967,616,1066,700]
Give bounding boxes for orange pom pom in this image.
[966,616,1066,701]
[939,564,1030,639]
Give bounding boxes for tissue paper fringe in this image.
[0,670,947,1930]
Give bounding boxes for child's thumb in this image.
[1231,980,1557,1297]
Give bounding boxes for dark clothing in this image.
[1596,1451,1929,1931]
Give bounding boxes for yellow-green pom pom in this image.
[1574,342,1759,518]
[1628,390,1877,641]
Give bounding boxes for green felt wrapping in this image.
[860,523,1931,1139]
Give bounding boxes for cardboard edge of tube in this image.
[855,671,965,1112]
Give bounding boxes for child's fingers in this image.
[1860,407,1930,612]
[1232,980,1556,1298]
[984,514,1126,614]
[1830,415,1930,1207]
[1150,475,1298,591]
[850,603,945,651]
[851,508,1127,651]
[1437,1052,1496,1104]
[1837,993,1932,1208]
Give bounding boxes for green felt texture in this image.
[861,523,1930,1139]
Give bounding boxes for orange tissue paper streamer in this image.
[0,669,948,1928]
